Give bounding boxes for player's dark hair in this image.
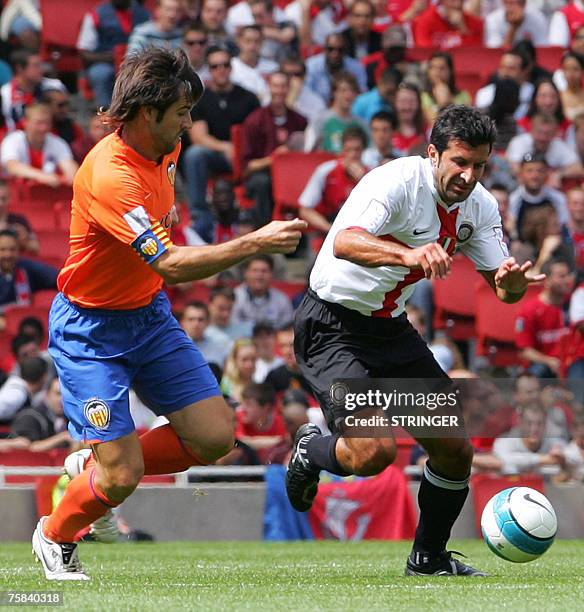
[241,382,276,406]
[243,254,274,271]
[430,105,496,154]
[342,125,368,148]
[209,285,235,302]
[20,356,48,384]
[105,47,203,125]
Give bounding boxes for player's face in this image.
[428,139,490,205]
[151,96,193,156]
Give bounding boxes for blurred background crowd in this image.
[0,0,583,483]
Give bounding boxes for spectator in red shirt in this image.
[413,0,483,50]
[242,71,307,225]
[515,257,575,378]
[299,125,367,235]
[235,382,287,463]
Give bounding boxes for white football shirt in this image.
[310,156,509,318]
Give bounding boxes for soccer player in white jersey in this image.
[287,105,545,577]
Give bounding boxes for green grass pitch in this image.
[1,540,583,611]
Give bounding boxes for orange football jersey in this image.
[58,130,179,309]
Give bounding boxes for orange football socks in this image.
[43,468,118,543]
[138,424,207,474]
[84,424,207,475]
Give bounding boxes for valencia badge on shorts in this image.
[167,161,176,186]
[84,398,110,430]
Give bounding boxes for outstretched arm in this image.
[480,257,546,304]
[152,219,306,284]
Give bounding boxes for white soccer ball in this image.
[480,487,557,563]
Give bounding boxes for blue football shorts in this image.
[48,291,221,443]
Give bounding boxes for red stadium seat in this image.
[4,305,50,337]
[10,181,73,219]
[53,200,72,231]
[39,0,99,73]
[32,289,58,309]
[470,473,545,536]
[36,229,70,264]
[475,282,541,367]
[271,151,336,220]
[433,254,482,341]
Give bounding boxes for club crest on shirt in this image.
[456,222,474,243]
[167,161,176,186]
[138,236,159,257]
[84,399,110,430]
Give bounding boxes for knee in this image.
[350,439,396,477]
[428,439,474,477]
[99,461,144,503]
[184,416,235,463]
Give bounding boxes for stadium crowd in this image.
[0,0,583,483]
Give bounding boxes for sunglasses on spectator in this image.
[209,61,231,70]
[184,38,207,46]
[284,70,303,77]
[326,46,344,52]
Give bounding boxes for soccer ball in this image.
[480,487,557,563]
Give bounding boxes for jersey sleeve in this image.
[459,193,509,271]
[342,164,407,235]
[90,165,172,264]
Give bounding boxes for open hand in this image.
[494,258,545,294]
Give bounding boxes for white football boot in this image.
[63,449,119,543]
[32,516,90,581]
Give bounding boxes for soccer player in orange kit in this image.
[31,47,306,580]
